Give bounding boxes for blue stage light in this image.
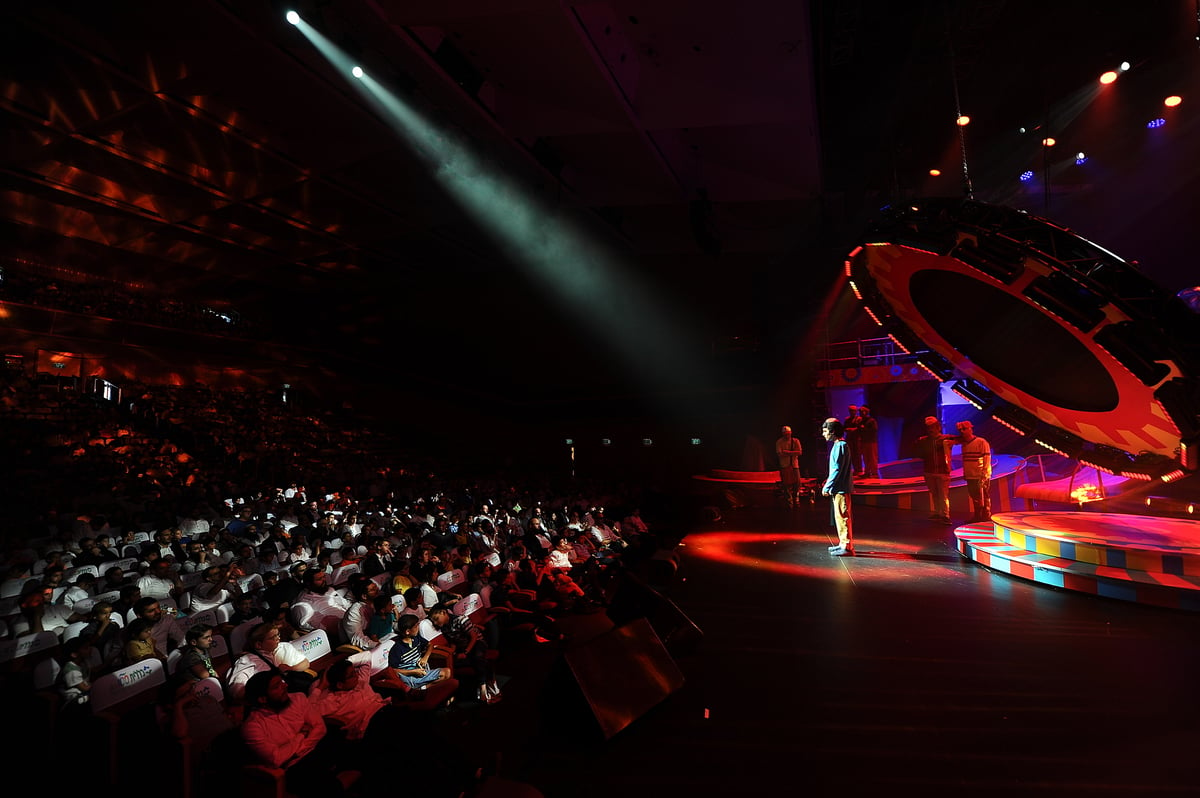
[1147,118,1166,129]
[1020,170,1035,182]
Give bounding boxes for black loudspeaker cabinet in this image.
[548,617,685,740]
[606,571,704,657]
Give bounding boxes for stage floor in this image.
[494,502,1200,797]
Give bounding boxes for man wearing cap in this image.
[957,420,993,522]
[918,416,954,524]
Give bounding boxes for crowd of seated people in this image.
[0,376,665,794]
[0,261,268,338]
[124,382,385,479]
[0,370,414,536]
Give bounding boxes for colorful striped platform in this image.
[955,512,1200,611]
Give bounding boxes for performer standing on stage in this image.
[775,425,803,507]
[822,418,854,556]
[956,420,992,522]
[857,406,879,479]
[844,405,863,477]
[918,416,954,524]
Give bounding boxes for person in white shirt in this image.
[178,509,210,541]
[11,586,82,637]
[228,622,313,700]
[58,572,96,611]
[546,537,576,572]
[137,559,184,602]
[190,563,244,613]
[956,420,993,522]
[339,575,379,649]
[290,570,351,634]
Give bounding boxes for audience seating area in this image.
[0,372,667,797]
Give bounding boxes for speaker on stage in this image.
[545,618,685,740]
[607,571,704,657]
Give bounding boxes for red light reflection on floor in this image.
[687,530,966,582]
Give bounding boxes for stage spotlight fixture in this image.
[1042,137,1056,146]
[1075,152,1087,164]
[1144,496,1197,515]
[1147,118,1166,129]
[1020,170,1034,182]
[1100,71,1118,84]
[286,10,300,25]
[929,169,941,176]
[1018,126,1026,133]
[1165,95,1182,107]
[1119,61,1131,71]
[352,66,364,79]
[956,115,970,126]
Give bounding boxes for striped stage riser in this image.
[990,523,1200,577]
[955,520,1200,611]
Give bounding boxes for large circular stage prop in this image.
[847,199,1200,480]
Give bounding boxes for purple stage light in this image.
[1020,170,1035,182]
[1147,118,1166,129]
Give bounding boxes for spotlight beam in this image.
[292,21,711,394]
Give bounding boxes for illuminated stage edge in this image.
[955,511,1200,610]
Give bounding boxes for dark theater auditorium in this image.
[3,1,1200,796]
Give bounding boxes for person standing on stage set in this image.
[844,405,863,477]
[857,405,879,479]
[822,418,854,556]
[775,425,803,507]
[918,416,954,524]
[956,420,992,522]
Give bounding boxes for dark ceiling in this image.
[1,0,1195,408]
